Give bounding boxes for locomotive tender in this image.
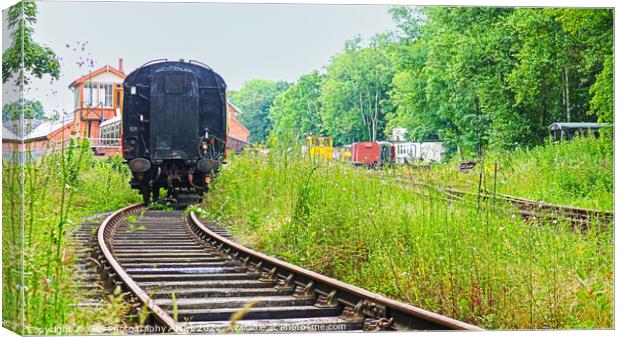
[122,59,227,204]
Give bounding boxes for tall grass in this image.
[202,144,613,329]
[423,134,614,211]
[2,141,25,333]
[2,141,140,334]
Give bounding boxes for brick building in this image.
[23,116,74,154]
[69,59,126,139]
[227,102,250,143]
[2,125,19,158]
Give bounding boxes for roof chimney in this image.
[118,58,123,72]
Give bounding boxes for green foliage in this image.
[259,7,613,155]
[269,72,324,140]
[2,1,60,85]
[320,36,394,144]
[229,79,290,143]
[203,149,613,329]
[2,99,46,121]
[386,7,613,153]
[428,134,614,211]
[320,35,396,145]
[588,55,613,123]
[2,147,140,332]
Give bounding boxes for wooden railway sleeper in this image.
[223,259,241,267]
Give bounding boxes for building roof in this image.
[69,65,126,88]
[100,115,121,128]
[549,122,611,131]
[2,125,19,141]
[227,101,244,115]
[24,116,73,141]
[3,119,47,138]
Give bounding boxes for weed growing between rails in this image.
[2,139,141,333]
[201,146,613,329]
[412,134,614,211]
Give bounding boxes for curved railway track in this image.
[95,203,481,333]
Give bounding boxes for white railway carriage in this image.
[394,142,418,164]
[392,141,446,163]
[419,141,446,163]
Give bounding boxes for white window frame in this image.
[84,82,114,108]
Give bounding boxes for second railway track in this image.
[95,203,480,333]
[386,172,613,230]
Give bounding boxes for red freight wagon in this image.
[350,141,395,167]
[349,141,391,167]
[351,141,380,165]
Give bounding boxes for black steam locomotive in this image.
[122,59,227,204]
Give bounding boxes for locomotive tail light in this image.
[129,158,151,172]
[197,158,219,173]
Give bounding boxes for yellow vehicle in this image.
[306,135,333,160]
[339,145,352,162]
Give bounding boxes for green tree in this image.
[2,1,60,85]
[2,99,45,121]
[269,71,324,140]
[589,55,613,123]
[390,8,518,155]
[229,79,289,143]
[320,36,396,145]
[387,7,613,155]
[549,9,613,122]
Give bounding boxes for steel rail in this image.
[188,211,482,331]
[97,203,182,333]
[390,174,613,227]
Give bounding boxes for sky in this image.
[3,1,399,117]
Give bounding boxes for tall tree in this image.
[2,1,60,85]
[229,79,289,143]
[549,9,613,123]
[320,35,396,145]
[269,71,324,140]
[387,7,613,155]
[390,8,517,154]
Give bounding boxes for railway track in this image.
[386,173,613,230]
[95,203,481,333]
[438,186,613,230]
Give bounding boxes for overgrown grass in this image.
[202,145,613,329]
[2,141,141,334]
[415,134,614,211]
